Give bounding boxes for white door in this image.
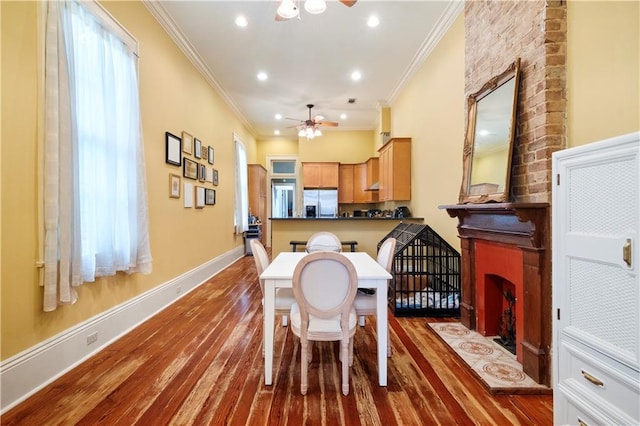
[552,131,640,425]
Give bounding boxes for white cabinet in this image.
[552,131,640,426]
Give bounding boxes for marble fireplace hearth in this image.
[440,203,551,387]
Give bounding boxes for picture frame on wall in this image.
[165,132,181,166]
[199,164,206,182]
[183,182,194,208]
[194,138,202,159]
[213,169,219,186]
[205,188,216,205]
[182,131,193,155]
[195,186,205,209]
[183,158,198,180]
[169,173,181,198]
[208,146,214,165]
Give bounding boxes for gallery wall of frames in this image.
[165,130,218,209]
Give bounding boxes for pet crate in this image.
[379,223,461,317]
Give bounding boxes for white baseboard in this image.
[0,246,245,414]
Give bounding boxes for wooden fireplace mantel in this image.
[439,202,551,386]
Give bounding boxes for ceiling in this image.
[146,1,462,140]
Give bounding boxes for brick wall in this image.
[465,0,567,203]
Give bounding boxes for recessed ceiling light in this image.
[351,70,362,81]
[235,15,248,27]
[274,130,280,135]
[367,16,379,28]
[340,113,347,120]
[275,113,282,120]
[257,72,268,81]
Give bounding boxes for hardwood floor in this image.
[2,253,553,425]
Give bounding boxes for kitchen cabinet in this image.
[247,164,267,245]
[338,164,354,203]
[302,162,339,188]
[552,132,639,426]
[354,157,378,203]
[378,137,411,201]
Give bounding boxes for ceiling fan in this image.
[287,104,339,139]
[276,0,357,21]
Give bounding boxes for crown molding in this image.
[387,1,464,104]
[142,1,256,136]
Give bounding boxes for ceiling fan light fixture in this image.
[304,0,326,14]
[305,126,315,139]
[277,0,299,19]
[314,128,322,137]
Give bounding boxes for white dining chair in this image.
[305,231,342,253]
[353,237,396,357]
[290,251,358,395]
[250,240,296,354]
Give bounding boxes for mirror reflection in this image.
[459,58,521,203]
[469,77,516,195]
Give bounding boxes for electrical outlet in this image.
[86,332,98,346]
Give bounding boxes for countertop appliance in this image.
[395,206,411,218]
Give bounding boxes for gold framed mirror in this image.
[459,58,521,203]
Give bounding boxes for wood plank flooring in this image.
[2,253,553,425]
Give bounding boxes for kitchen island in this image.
[269,217,423,257]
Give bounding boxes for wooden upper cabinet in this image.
[247,164,267,244]
[353,158,379,203]
[338,164,354,203]
[378,138,411,201]
[302,162,339,188]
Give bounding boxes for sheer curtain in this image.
[234,137,249,235]
[43,1,151,311]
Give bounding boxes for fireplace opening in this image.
[494,289,516,355]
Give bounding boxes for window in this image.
[42,1,151,311]
[271,160,296,175]
[234,135,249,234]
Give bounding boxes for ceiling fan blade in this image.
[339,0,357,7]
[313,114,325,121]
[319,121,339,127]
[284,117,303,121]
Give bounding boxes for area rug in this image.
[427,322,551,395]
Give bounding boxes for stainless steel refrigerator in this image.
[302,189,338,217]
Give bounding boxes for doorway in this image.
[272,179,296,218]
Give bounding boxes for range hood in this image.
[365,181,380,191]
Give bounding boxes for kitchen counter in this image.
[269,217,423,257]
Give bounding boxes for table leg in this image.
[376,279,388,386]
[264,280,276,385]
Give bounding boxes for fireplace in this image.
[440,203,551,386]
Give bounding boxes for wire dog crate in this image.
[379,223,461,317]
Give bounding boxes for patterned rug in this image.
[427,322,551,394]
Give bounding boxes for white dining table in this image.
[260,251,392,386]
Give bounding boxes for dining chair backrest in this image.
[250,239,270,295]
[292,251,357,324]
[377,237,397,273]
[306,231,342,253]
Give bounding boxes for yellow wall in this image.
[0,0,255,359]
[567,1,639,147]
[390,14,465,249]
[256,137,299,168]
[298,130,376,163]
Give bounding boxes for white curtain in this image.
[234,138,249,234]
[43,1,151,312]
